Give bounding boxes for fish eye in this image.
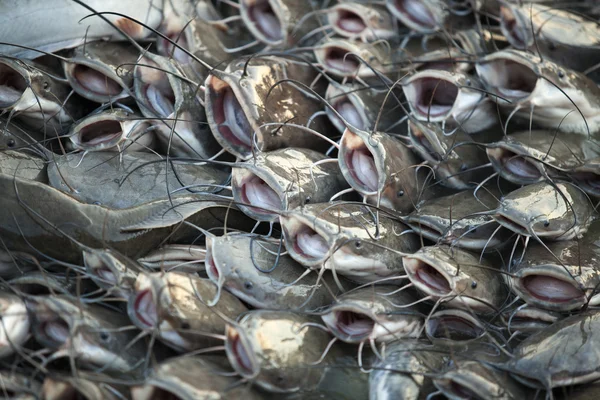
[471,281,477,289]
[244,282,253,290]
[180,321,190,330]
[99,331,110,342]
[304,196,311,204]
[397,190,404,197]
[466,79,471,86]
[558,70,565,78]
[354,240,362,249]
[43,81,49,89]
[460,164,468,171]
[7,139,15,148]
[543,221,550,227]
[93,201,101,206]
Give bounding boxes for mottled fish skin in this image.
[42,372,127,400]
[369,339,449,400]
[408,120,495,189]
[27,295,147,377]
[321,285,426,344]
[47,151,230,209]
[128,271,247,352]
[84,248,147,299]
[225,310,337,393]
[63,41,139,103]
[131,355,264,400]
[0,150,47,183]
[67,108,155,152]
[405,188,513,251]
[403,245,508,313]
[338,126,422,215]
[486,130,600,185]
[508,310,600,388]
[133,51,221,159]
[494,182,596,240]
[232,147,349,222]
[205,56,330,160]
[326,2,397,42]
[0,118,49,156]
[206,233,341,311]
[476,49,600,135]
[280,202,420,283]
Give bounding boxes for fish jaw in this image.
[69,110,139,152]
[425,309,486,346]
[501,306,560,335]
[325,84,368,133]
[225,324,260,379]
[0,296,30,358]
[240,0,285,46]
[325,245,391,283]
[134,57,177,119]
[327,3,395,42]
[64,61,128,103]
[322,306,377,343]
[499,4,532,49]
[385,0,442,32]
[280,214,332,268]
[232,167,285,222]
[486,146,545,184]
[314,40,369,79]
[128,274,159,331]
[339,127,382,195]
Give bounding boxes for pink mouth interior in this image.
[334,310,375,340]
[227,330,254,376]
[413,260,451,294]
[238,174,282,215]
[496,150,541,180]
[72,65,122,97]
[481,60,537,100]
[413,78,458,118]
[205,252,220,282]
[335,10,367,34]
[291,225,329,260]
[0,63,27,108]
[133,289,158,328]
[145,83,175,118]
[161,32,192,64]
[392,0,437,29]
[448,381,479,399]
[522,275,584,303]
[246,0,282,41]
[42,318,70,345]
[344,144,379,192]
[324,47,360,75]
[334,99,364,130]
[210,82,253,151]
[77,120,123,146]
[427,315,484,341]
[500,6,527,48]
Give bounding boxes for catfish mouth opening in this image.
[570,171,600,195]
[243,0,282,42]
[426,315,484,341]
[287,223,330,261]
[76,120,123,146]
[226,327,255,377]
[476,59,538,101]
[390,0,437,30]
[132,289,158,329]
[500,6,529,49]
[333,98,364,130]
[145,82,175,118]
[405,258,451,295]
[444,380,481,400]
[488,148,542,181]
[408,218,444,239]
[0,63,27,108]
[71,65,123,98]
[332,8,367,35]
[134,386,185,400]
[205,251,220,282]
[323,46,360,75]
[521,274,585,304]
[236,173,283,217]
[410,128,441,161]
[343,140,379,193]
[407,77,458,119]
[40,318,70,347]
[494,214,529,235]
[208,77,254,152]
[160,32,191,64]
[332,310,375,340]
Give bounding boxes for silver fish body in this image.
[0,292,29,359]
[137,244,206,272]
[43,373,127,400]
[84,248,147,299]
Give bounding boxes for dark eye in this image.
[543,221,550,227]
[7,139,15,148]
[244,282,253,290]
[93,201,101,205]
[471,281,477,289]
[557,70,564,78]
[355,240,362,249]
[180,322,190,330]
[43,81,49,89]
[99,332,110,342]
[397,190,404,197]
[304,196,311,204]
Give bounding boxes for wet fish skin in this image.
[43,372,128,400]
[0,118,49,156]
[0,150,47,183]
[232,147,349,222]
[137,244,206,272]
[47,151,230,209]
[8,271,75,296]
[84,248,147,299]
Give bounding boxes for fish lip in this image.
[82,251,120,289]
[280,214,331,266]
[486,146,544,184]
[314,41,362,78]
[404,215,445,241]
[64,60,128,103]
[240,0,284,45]
[327,4,368,38]
[133,57,178,119]
[321,306,375,343]
[502,306,559,333]
[325,84,367,132]
[204,238,222,284]
[425,309,486,344]
[493,211,530,236]
[69,112,127,151]
[232,166,285,222]
[407,122,443,163]
[0,59,29,109]
[499,4,531,49]
[513,269,586,311]
[127,289,159,330]
[225,325,259,378]
[569,170,600,197]
[205,73,260,159]
[403,256,453,297]
[475,51,538,103]
[434,374,482,400]
[386,0,439,32]
[339,127,382,194]
[403,70,459,121]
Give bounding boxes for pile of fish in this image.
[3,0,600,398]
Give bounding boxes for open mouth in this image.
[133,386,184,400]
[76,120,123,147]
[406,77,458,119]
[207,76,253,151]
[160,32,192,64]
[410,128,441,161]
[332,8,367,35]
[235,173,282,217]
[41,318,70,346]
[487,148,542,181]
[326,310,374,341]
[390,0,437,30]
[404,258,451,295]
[72,65,123,98]
[132,289,158,329]
[333,98,364,130]
[521,275,585,304]
[0,62,27,108]
[426,314,484,341]
[243,0,282,42]
[226,327,255,376]
[323,46,360,75]
[500,6,528,49]
[494,214,529,235]
[145,83,175,118]
[446,380,480,400]
[287,223,329,261]
[477,59,537,101]
[343,141,379,193]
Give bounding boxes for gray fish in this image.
[385,0,468,33]
[84,248,147,299]
[206,233,340,311]
[0,292,29,359]
[321,285,426,344]
[369,339,448,400]
[486,130,600,185]
[425,308,492,347]
[27,295,147,377]
[232,147,349,221]
[137,244,206,272]
[476,49,600,134]
[405,188,513,251]
[408,120,495,189]
[501,303,563,338]
[63,41,139,103]
[338,126,422,215]
[0,0,163,59]
[67,108,155,152]
[0,150,47,182]
[508,310,600,388]
[8,271,74,296]
[0,118,49,156]
[0,371,40,400]
[225,309,337,393]
[326,2,397,42]
[43,372,127,400]
[403,69,497,133]
[131,355,264,400]
[205,56,330,159]
[403,245,508,313]
[280,202,420,283]
[127,271,247,351]
[133,51,220,159]
[47,151,230,209]
[567,157,600,197]
[494,182,595,240]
